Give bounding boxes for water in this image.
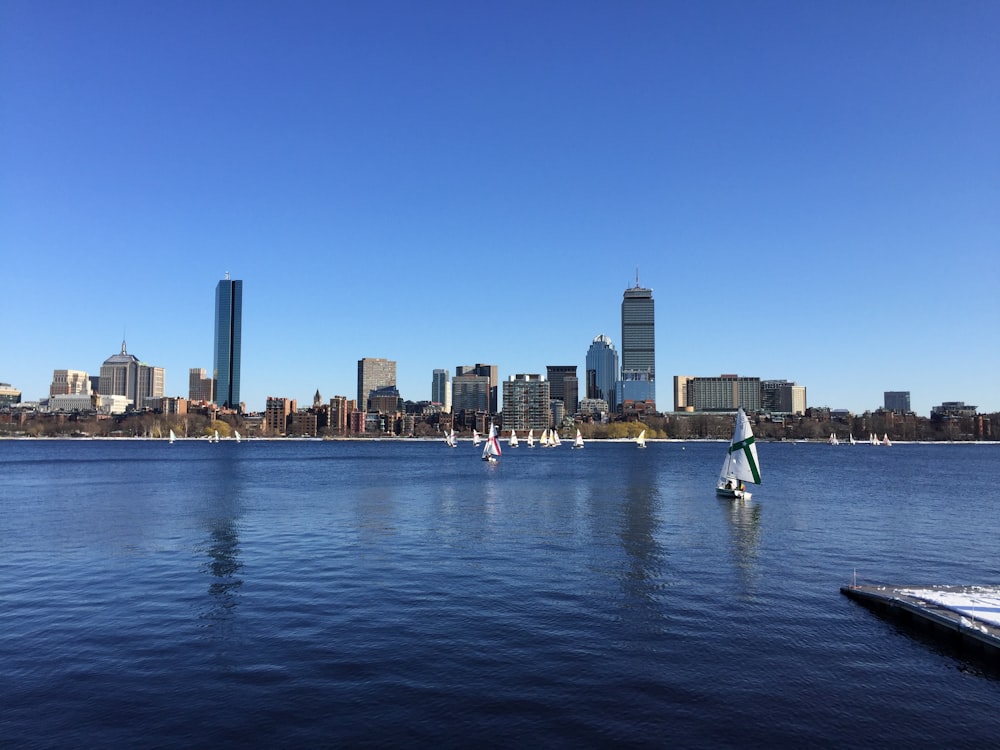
[2,439,999,747]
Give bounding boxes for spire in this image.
[121,339,127,355]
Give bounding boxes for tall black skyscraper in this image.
[214,274,243,410]
[620,279,655,404]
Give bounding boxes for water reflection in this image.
[200,451,244,627]
[721,497,762,595]
[617,460,666,608]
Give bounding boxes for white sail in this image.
[552,430,561,447]
[509,430,519,447]
[573,429,584,449]
[527,429,535,447]
[717,408,761,496]
[849,433,856,445]
[882,433,892,447]
[213,429,220,443]
[234,430,241,443]
[829,432,839,446]
[636,429,646,448]
[481,424,502,462]
[473,430,481,446]
[169,429,176,443]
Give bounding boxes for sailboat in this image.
[716,407,761,500]
[169,429,177,444]
[551,430,561,448]
[539,429,549,447]
[509,430,519,448]
[882,433,892,447]
[828,432,839,446]
[444,428,457,448]
[527,429,535,448]
[636,429,647,449]
[212,429,220,443]
[849,433,856,445]
[481,423,502,463]
[472,430,481,447]
[234,430,241,443]
[572,429,584,449]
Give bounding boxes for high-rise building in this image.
[762,380,807,415]
[357,358,396,409]
[265,396,295,435]
[213,275,243,410]
[546,365,578,415]
[0,383,22,406]
[50,370,91,397]
[456,364,498,413]
[621,281,655,405]
[685,375,762,412]
[586,334,619,411]
[501,374,551,431]
[188,368,214,402]
[98,341,164,410]
[884,391,911,413]
[451,373,490,414]
[432,369,452,412]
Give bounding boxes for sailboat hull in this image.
[716,486,751,500]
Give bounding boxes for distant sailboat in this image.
[527,429,535,448]
[213,429,220,443]
[473,430,481,447]
[636,429,647,449]
[444,428,457,448]
[882,433,892,447]
[234,430,241,443]
[572,429,584,449]
[509,430,519,448]
[169,429,176,444]
[481,423,502,463]
[828,432,839,446]
[849,433,856,445]
[551,430,561,448]
[716,407,761,500]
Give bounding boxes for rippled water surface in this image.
[2,439,999,747]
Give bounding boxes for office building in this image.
[213,274,243,410]
[621,282,655,405]
[685,375,762,412]
[586,334,619,411]
[502,374,551,431]
[674,375,693,411]
[452,373,490,414]
[884,391,911,413]
[189,368,214,402]
[762,380,807,415]
[546,365,579,415]
[358,358,396,409]
[456,364,498,413]
[50,370,91,397]
[98,341,164,410]
[0,383,20,406]
[432,369,452,412]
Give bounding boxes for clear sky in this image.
[2,1,997,417]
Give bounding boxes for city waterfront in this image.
[2,440,999,747]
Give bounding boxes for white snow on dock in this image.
[898,587,1000,628]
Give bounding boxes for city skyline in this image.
[2,3,997,417]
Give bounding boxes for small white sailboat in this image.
[849,433,856,445]
[481,423,502,463]
[572,429,584,449]
[213,429,220,443]
[527,429,535,448]
[473,429,481,447]
[828,432,839,446]
[539,429,549,447]
[509,430,519,447]
[234,430,241,443]
[636,429,647,449]
[444,428,457,448]
[870,433,879,446]
[551,430,562,447]
[716,407,761,500]
[882,433,892,447]
[169,429,177,444]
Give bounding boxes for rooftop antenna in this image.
[635,266,640,288]
[225,271,230,280]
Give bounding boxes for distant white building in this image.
[49,394,96,412]
[98,394,130,415]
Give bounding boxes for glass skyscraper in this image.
[585,334,619,410]
[621,283,655,404]
[213,275,243,410]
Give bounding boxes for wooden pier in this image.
[841,583,1000,659]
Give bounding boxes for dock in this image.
[841,583,1000,659]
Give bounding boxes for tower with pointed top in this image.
[213,275,243,411]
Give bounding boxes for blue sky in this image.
[2,1,997,417]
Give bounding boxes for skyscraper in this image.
[98,341,164,409]
[884,391,911,413]
[432,369,452,412]
[546,365,579,415]
[501,374,551,431]
[357,357,396,409]
[620,281,655,405]
[213,274,243,410]
[585,334,618,410]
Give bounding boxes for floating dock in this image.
[841,583,1000,659]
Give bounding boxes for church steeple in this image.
[314,389,322,407]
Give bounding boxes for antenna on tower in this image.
[225,271,230,280]
[635,266,640,288]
